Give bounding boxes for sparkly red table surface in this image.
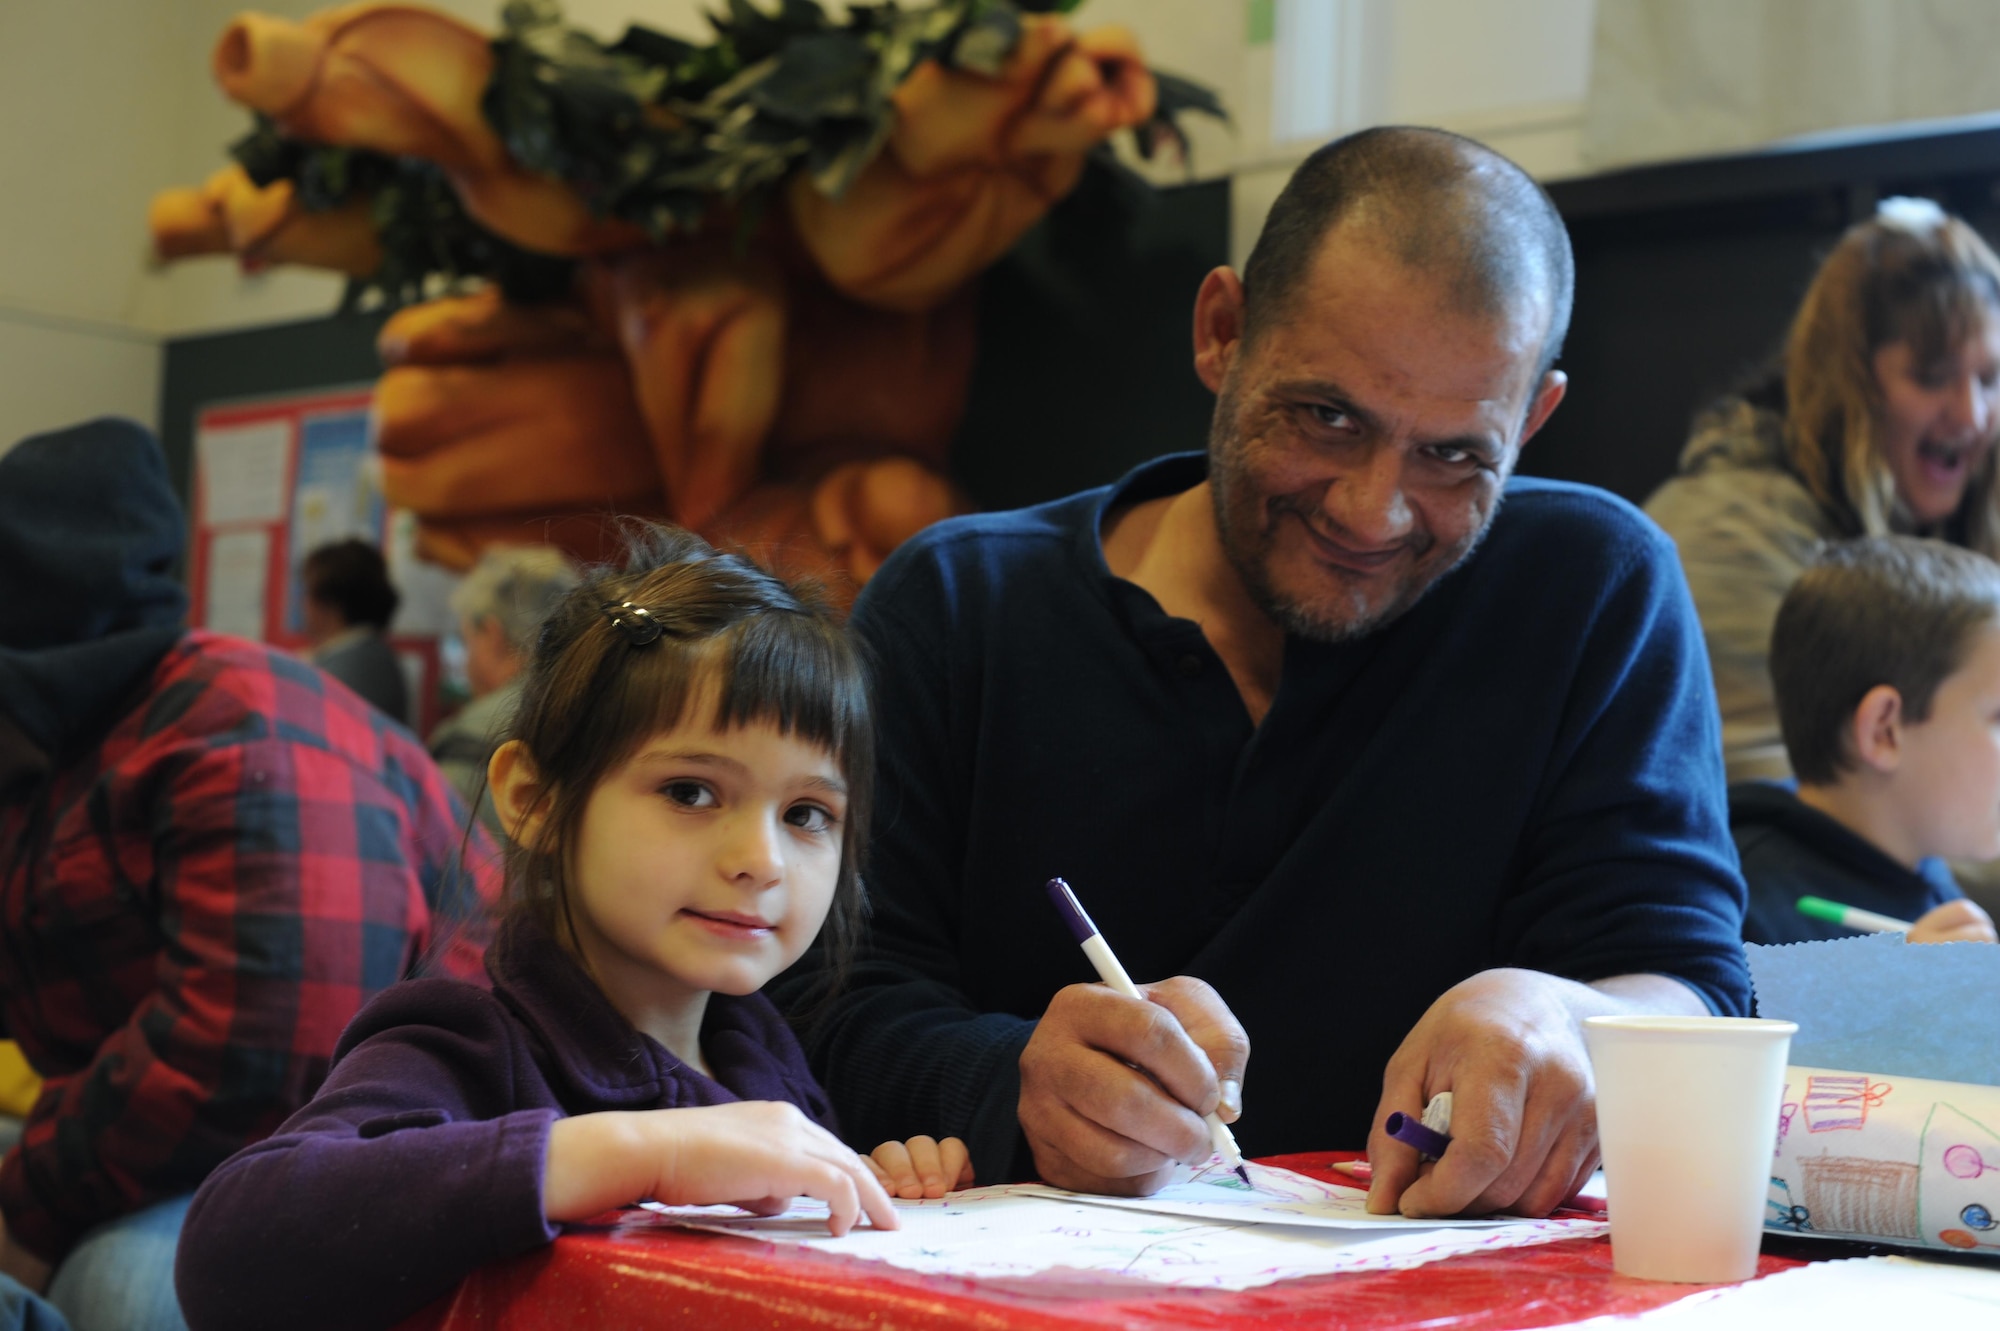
[400,1153,1809,1329]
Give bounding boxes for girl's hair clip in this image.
[602,601,664,646]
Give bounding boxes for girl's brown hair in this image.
[499,524,872,994]
[1785,203,2000,553]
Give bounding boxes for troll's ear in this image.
[488,739,554,849]
[1849,684,1906,774]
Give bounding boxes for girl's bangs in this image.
[608,614,866,768]
[713,614,868,761]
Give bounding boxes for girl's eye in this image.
[661,781,716,810]
[785,803,838,834]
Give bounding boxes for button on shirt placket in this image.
[1144,617,1263,925]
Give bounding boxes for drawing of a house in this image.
[1799,1155,1920,1238]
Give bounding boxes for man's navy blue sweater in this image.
[781,454,1751,1181]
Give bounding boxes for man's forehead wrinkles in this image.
[1263,375,1514,445]
[1268,373,1505,409]
[1266,376,1376,419]
[1272,247,1544,407]
[1263,309,1531,408]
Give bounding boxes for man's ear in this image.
[1516,370,1569,452]
[1849,684,1906,774]
[488,739,552,848]
[1192,266,1246,394]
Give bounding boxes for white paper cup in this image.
[1583,1015,1796,1283]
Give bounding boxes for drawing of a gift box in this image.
[1802,1074,1892,1133]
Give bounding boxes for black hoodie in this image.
[0,418,189,798]
[1730,780,1962,944]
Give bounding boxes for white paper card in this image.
[1008,1159,1534,1230]
[638,1167,1605,1291]
[1552,1254,2000,1328]
[203,529,269,640]
[197,421,291,526]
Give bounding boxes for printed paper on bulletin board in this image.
[188,388,376,648]
[187,386,454,731]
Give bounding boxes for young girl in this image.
[174,528,971,1331]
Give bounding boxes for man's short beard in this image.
[1206,400,1499,644]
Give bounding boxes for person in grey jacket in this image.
[427,546,579,839]
[301,539,408,726]
[1647,198,2000,782]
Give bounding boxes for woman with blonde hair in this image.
[1647,198,2000,781]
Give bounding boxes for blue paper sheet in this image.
[1746,932,2000,1086]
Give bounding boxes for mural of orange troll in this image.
[149,0,1218,591]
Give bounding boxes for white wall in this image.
[1582,0,2000,171]
[1385,0,1596,152]
[0,315,161,458]
[0,0,184,451]
[1232,0,1599,268]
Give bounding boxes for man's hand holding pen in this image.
[1017,975,1249,1195]
[1366,968,1708,1219]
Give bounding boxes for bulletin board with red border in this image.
[187,387,450,734]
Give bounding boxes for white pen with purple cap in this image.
[1045,877,1250,1185]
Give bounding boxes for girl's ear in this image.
[1850,683,1905,774]
[489,740,552,848]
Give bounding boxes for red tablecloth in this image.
[403,1153,1805,1329]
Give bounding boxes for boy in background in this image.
[1735,536,2000,944]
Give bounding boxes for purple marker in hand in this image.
[1384,1091,1456,1162]
[1045,877,1249,1183]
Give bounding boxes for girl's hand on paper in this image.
[543,1102,899,1235]
[1908,898,1997,944]
[867,1135,975,1198]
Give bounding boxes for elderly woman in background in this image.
[1647,198,2000,782]
[427,546,579,837]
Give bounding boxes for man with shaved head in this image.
[781,128,1748,1216]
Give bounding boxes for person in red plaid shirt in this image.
[0,419,499,1331]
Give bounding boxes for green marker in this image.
[1796,895,1913,934]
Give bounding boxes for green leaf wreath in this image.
[228,0,1223,308]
